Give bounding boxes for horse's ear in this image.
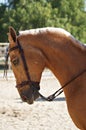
[8,27,17,43]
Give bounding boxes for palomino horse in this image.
[8,27,86,130]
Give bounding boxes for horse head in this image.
[8,27,45,104]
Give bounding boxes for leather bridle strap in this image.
[9,46,19,52]
[16,39,32,87]
[39,68,86,101]
[16,81,40,90]
[9,39,40,92]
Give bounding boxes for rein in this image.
[40,68,86,101]
[4,40,86,101]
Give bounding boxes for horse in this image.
[7,27,86,130]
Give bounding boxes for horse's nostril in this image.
[21,95,27,102]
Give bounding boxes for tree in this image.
[49,0,86,43]
[0,0,86,43]
[0,4,8,42]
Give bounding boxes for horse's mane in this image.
[19,27,71,36]
[19,27,86,51]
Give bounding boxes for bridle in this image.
[9,40,40,91]
[4,39,86,102]
[6,39,41,101]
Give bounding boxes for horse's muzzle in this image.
[21,94,34,104]
[21,91,39,104]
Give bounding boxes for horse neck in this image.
[39,35,86,97]
[36,34,86,97]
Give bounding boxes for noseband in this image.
[5,39,86,102]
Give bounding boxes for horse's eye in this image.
[12,58,19,66]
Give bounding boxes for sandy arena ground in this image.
[0,71,79,130]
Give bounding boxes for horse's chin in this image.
[25,94,39,105]
[28,94,39,104]
[27,99,34,104]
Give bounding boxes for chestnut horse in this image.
[8,27,86,130]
